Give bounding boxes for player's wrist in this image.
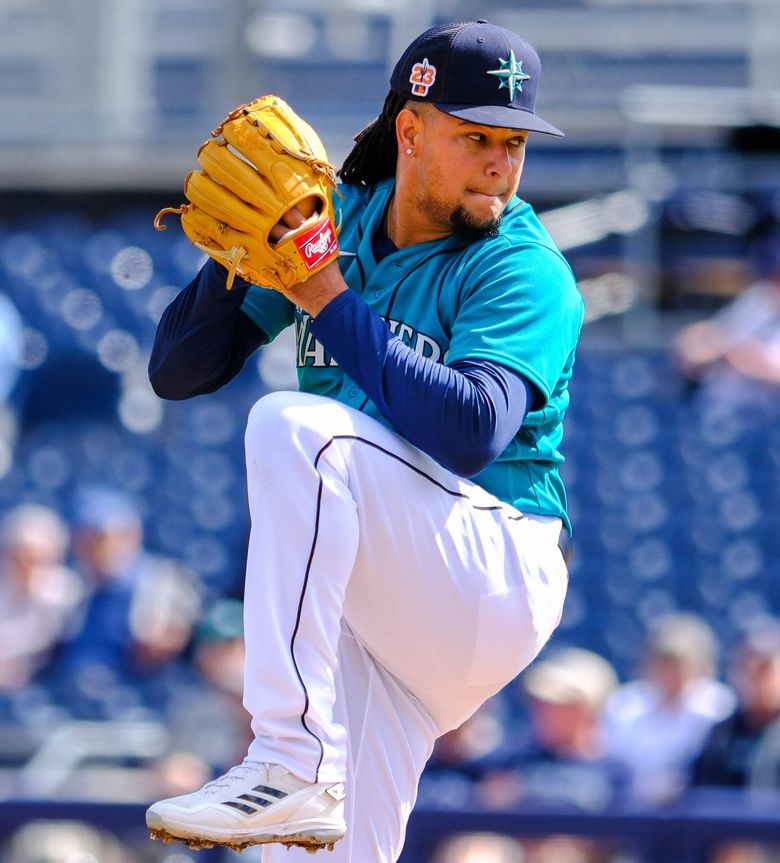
[284,262,348,317]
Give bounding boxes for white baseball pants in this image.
[240,391,568,863]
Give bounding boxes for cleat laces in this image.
[202,760,267,794]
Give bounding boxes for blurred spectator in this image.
[467,649,627,863]
[156,598,252,781]
[0,292,22,405]
[476,647,628,812]
[692,618,780,789]
[604,612,736,805]
[417,696,507,809]
[673,219,780,411]
[433,831,624,863]
[688,619,780,863]
[432,832,524,863]
[0,503,83,691]
[1,819,142,863]
[54,485,201,688]
[0,292,23,477]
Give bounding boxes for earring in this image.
[405,148,413,155]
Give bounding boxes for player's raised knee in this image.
[246,391,298,440]
[244,390,337,452]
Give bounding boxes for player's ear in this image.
[395,104,424,156]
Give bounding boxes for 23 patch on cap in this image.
[409,57,437,96]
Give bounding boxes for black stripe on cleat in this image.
[252,784,287,799]
[222,800,258,814]
[238,793,272,807]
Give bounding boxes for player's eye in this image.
[507,137,526,149]
[466,133,485,143]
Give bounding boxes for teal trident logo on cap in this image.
[487,50,530,100]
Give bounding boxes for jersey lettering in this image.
[414,333,442,362]
[395,323,416,345]
[296,315,337,367]
[295,311,446,368]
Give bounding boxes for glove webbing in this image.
[213,103,338,188]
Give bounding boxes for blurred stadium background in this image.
[1,0,780,861]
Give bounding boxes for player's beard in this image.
[411,178,504,241]
[449,205,502,241]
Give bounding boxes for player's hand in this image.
[269,205,309,243]
[270,205,348,317]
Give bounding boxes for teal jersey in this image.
[240,178,584,533]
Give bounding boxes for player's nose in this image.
[484,143,516,178]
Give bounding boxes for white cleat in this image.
[146,760,347,853]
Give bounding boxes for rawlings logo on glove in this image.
[154,95,341,291]
[297,222,339,269]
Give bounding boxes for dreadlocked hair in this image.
[338,90,409,187]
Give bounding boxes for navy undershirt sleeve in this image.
[149,259,268,400]
[150,261,531,476]
[311,289,531,477]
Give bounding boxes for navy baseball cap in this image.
[390,20,564,137]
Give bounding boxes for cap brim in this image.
[433,102,564,137]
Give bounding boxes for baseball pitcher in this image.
[146,20,583,863]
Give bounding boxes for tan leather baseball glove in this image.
[154,95,340,291]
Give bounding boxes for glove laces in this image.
[153,206,185,231]
[193,243,247,291]
[154,206,247,290]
